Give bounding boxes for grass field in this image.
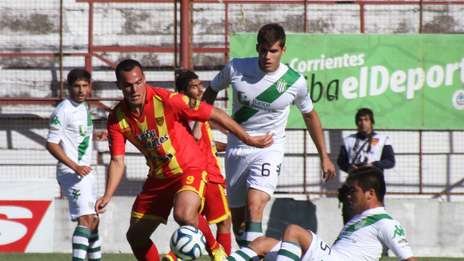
[0,254,462,261]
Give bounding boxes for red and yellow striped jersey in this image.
[107,85,213,179]
[198,122,225,184]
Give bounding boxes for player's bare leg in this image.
[249,236,280,256]
[243,188,270,245]
[173,190,217,259]
[274,224,312,261]
[79,214,101,261]
[230,207,246,245]
[173,190,202,225]
[281,224,312,251]
[126,217,162,261]
[226,236,279,261]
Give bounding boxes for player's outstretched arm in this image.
[202,87,218,105]
[302,111,336,181]
[46,142,92,177]
[209,107,273,148]
[95,155,125,213]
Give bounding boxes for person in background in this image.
[337,107,395,223]
[47,68,101,261]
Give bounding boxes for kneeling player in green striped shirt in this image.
[227,167,417,261]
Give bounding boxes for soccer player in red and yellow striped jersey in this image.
[95,60,272,261]
[174,70,232,260]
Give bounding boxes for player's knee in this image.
[218,217,232,233]
[78,214,94,228]
[91,215,100,231]
[283,224,305,241]
[173,207,197,225]
[249,236,272,256]
[126,227,149,246]
[247,202,266,219]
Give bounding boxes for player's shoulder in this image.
[344,133,358,141]
[282,64,306,86]
[149,85,178,102]
[108,100,130,125]
[372,131,387,138]
[52,98,73,115]
[367,208,398,229]
[56,98,72,109]
[229,57,258,71]
[372,132,391,143]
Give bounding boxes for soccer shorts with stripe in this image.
[202,181,231,224]
[131,170,207,223]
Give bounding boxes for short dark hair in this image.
[67,68,91,86]
[355,107,375,125]
[257,23,286,48]
[175,69,198,93]
[115,59,143,82]
[347,167,386,202]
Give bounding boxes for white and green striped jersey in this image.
[211,57,313,146]
[333,207,414,261]
[47,98,93,174]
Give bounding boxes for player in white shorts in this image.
[226,167,417,261]
[203,23,336,245]
[46,69,101,261]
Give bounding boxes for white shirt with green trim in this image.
[47,98,93,174]
[211,57,313,146]
[333,207,414,261]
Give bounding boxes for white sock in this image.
[72,225,90,261]
[276,241,302,261]
[87,230,102,260]
[227,247,258,261]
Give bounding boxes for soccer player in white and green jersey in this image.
[47,69,101,261]
[203,23,336,246]
[227,167,417,261]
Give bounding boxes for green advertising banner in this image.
[230,34,464,129]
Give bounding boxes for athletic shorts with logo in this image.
[57,170,97,221]
[225,142,284,208]
[131,170,207,223]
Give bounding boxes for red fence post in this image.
[180,0,193,69]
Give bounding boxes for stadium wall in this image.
[49,196,464,257]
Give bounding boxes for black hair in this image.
[355,107,375,125]
[347,167,386,202]
[115,59,143,82]
[67,68,91,86]
[257,23,286,48]
[175,69,199,93]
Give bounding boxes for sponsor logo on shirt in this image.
[137,130,169,149]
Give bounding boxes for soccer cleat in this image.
[161,251,179,261]
[211,244,228,261]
